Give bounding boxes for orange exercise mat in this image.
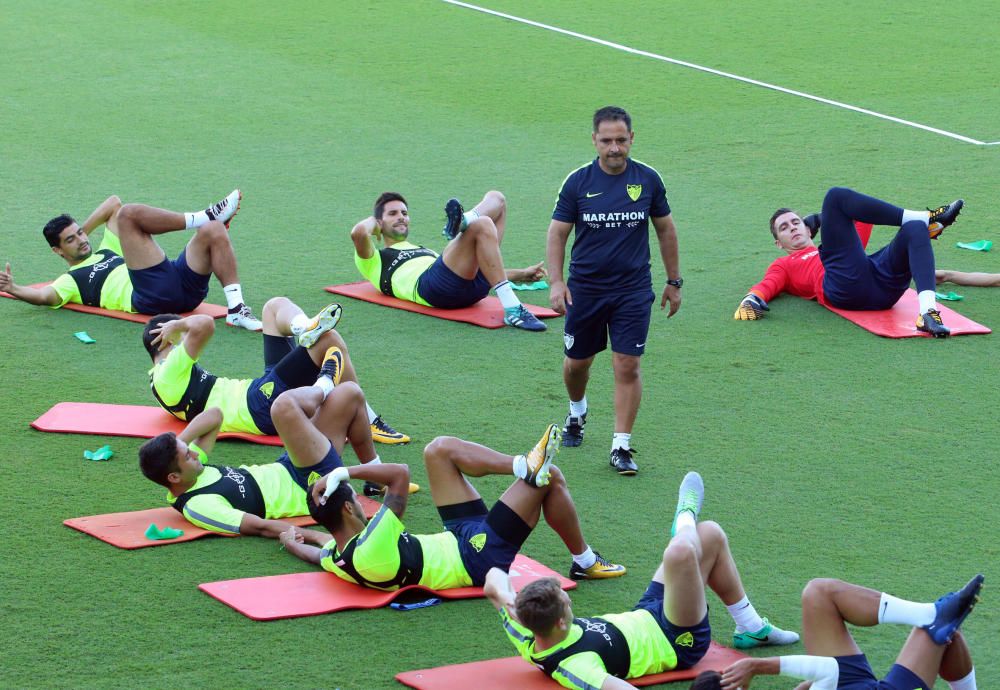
[1,282,227,323]
[199,554,576,620]
[325,281,559,329]
[32,402,283,446]
[825,289,989,337]
[396,641,746,689]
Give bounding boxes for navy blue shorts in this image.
[633,581,711,670]
[129,249,211,314]
[439,499,532,587]
[820,245,911,310]
[833,654,930,690]
[276,442,343,490]
[416,255,491,309]
[247,342,319,436]
[563,285,655,359]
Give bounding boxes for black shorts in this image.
[416,255,491,309]
[129,249,210,314]
[633,581,711,670]
[563,284,655,359]
[276,443,343,490]
[246,336,319,435]
[833,654,930,690]
[439,499,532,586]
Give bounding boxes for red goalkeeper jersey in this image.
[750,222,873,305]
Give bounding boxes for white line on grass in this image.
[443,0,996,147]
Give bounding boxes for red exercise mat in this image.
[395,641,746,689]
[63,507,316,549]
[325,281,560,329]
[199,554,576,620]
[31,402,283,446]
[825,289,990,337]
[1,282,227,323]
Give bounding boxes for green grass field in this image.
[2,2,997,688]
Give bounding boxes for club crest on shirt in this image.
[563,333,575,350]
[259,381,275,399]
[674,631,694,647]
[469,533,487,552]
[626,184,642,202]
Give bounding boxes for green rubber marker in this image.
[145,523,184,540]
[74,331,96,344]
[935,291,963,301]
[83,445,114,461]
[511,280,549,291]
[955,240,992,252]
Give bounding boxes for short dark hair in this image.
[141,314,181,359]
[513,578,566,634]
[593,106,631,132]
[43,214,76,248]
[689,671,722,689]
[769,207,798,238]
[307,480,355,532]
[373,192,407,220]
[139,432,179,486]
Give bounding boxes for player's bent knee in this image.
[423,436,460,465]
[115,203,144,232]
[269,389,298,422]
[316,329,347,351]
[801,577,841,605]
[547,465,566,487]
[486,189,506,208]
[663,537,698,568]
[198,219,229,243]
[697,519,726,545]
[263,296,292,318]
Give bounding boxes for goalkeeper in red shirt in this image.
[735,187,963,337]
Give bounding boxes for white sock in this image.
[918,289,937,314]
[365,456,382,465]
[611,433,631,451]
[727,596,765,633]
[569,397,587,417]
[902,209,931,226]
[674,511,696,534]
[461,209,480,230]
[949,668,977,690]
[290,313,311,335]
[366,402,378,424]
[572,546,597,569]
[314,376,335,400]
[877,592,935,626]
[223,284,245,310]
[512,454,528,480]
[184,210,210,229]
[494,280,519,310]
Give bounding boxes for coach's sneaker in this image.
[363,481,421,497]
[296,303,343,348]
[569,551,626,580]
[370,416,410,445]
[226,303,263,331]
[733,618,801,649]
[803,213,822,238]
[442,198,465,240]
[206,189,242,228]
[317,346,344,386]
[917,309,950,338]
[670,471,704,536]
[517,424,559,488]
[561,413,586,447]
[609,447,638,476]
[923,574,984,645]
[504,305,547,332]
[927,199,964,239]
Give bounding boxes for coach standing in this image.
[546,106,682,476]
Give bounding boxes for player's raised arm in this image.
[79,195,122,235]
[0,263,60,305]
[351,216,379,259]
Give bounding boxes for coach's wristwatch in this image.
[666,278,683,288]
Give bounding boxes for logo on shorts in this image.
[563,333,575,350]
[469,533,487,552]
[259,381,274,399]
[674,631,694,648]
[307,471,322,485]
[626,184,642,202]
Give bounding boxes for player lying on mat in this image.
[485,472,798,690]
[279,425,626,591]
[142,299,408,446]
[695,574,984,690]
[734,187,964,337]
[351,189,549,331]
[0,191,262,329]
[138,351,416,537]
